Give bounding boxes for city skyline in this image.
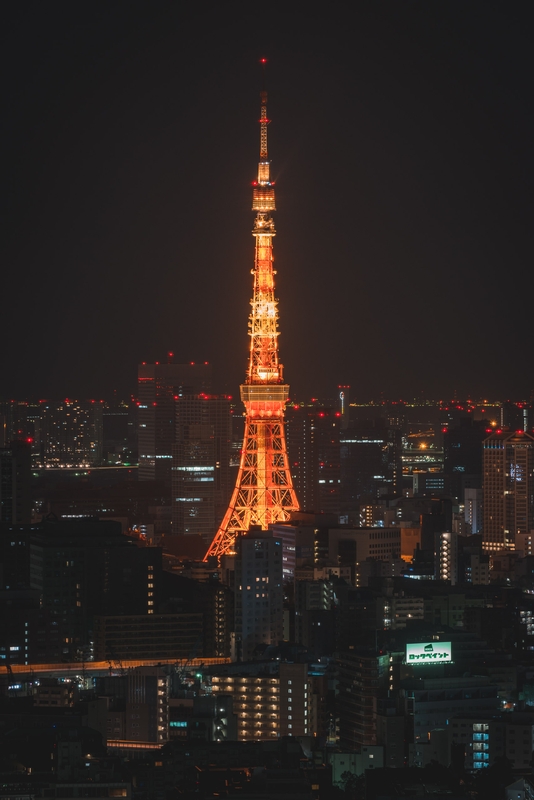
[3,4,533,402]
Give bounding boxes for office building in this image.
[450,712,534,773]
[0,400,38,448]
[234,529,283,661]
[0,439,31,523]
[337,650,389,748]
[483,430,534,551]
[28,516,162,660]
[285,406,341,515]
[169,694,238,742]
[444,417,487,502]
[465,486,483,534]
[171,394,232,541]
[138,361,212,482]
[95,666,170,744]
[93,611,203,661]
[400,676,499,744]
[340,419,402,516]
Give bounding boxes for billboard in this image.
[406,641,452,665]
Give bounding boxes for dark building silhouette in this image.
[102,399,137,465]
[93,611,203,662]
[160,571,233,658]
[337,649,389,748]
[171,394,232,541]
[0,400,38,447]
[94,666,170,744]
[0,516,162,661]
[234,529,284,662]
[138,362,212,483]
[500,400,531,432]
[420,497,453,552]
[0,439,31,523]
[285,406,340,515]
[340,418,402,515]
[443,417,487,502]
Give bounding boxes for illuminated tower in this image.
[205,79,299,559]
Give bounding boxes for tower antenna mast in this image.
[204,61,299,560]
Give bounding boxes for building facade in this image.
[211,662,311,740]
[234,529,284,662]
[483,430,534,551]
[138,362,212,483]
[171,394,232,541]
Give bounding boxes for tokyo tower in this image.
[204,74,299,560]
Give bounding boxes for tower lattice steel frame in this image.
[204,81,299,560]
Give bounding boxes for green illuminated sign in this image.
[406,641,452,664]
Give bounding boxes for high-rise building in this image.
[0,400,38,448]
[285,406,341,515]
[340,419,402,518]
[171,394,232,541]
[483,430,534,552]
[234,528,283,661]
[464,486,483,534]
[444,417,487,503]
[38,399,103,467]
[205,82,298,559]
[102,399,136,465]
[0,439,31,523]
[337,650,389,748]
[137,362,212,482]
[500,401,531,432]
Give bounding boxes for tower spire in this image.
[204,73,299,561]
[259,57,268,162]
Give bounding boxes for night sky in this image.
[3,2,533,403]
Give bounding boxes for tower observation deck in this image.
[204,74,299,560]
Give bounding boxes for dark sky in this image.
[3,2,533,403]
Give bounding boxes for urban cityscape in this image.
[2,5,534,800]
